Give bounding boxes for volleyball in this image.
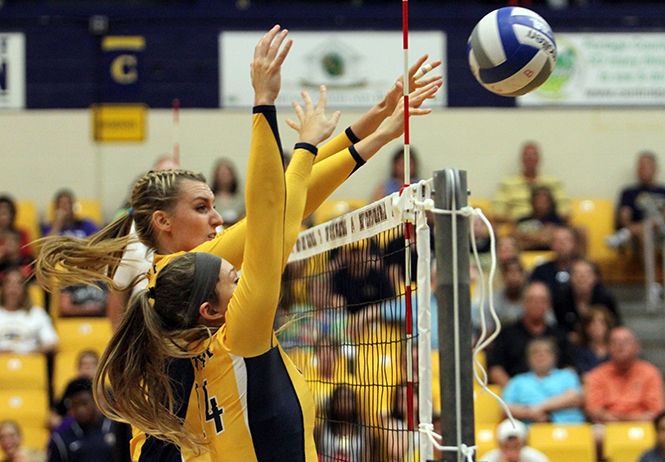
[467,7,557,97]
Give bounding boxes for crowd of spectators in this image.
[2,138,665,462]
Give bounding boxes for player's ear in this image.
[199,302,224,323]
[152,210,171,232]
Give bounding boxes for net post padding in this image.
[433,169,475,462]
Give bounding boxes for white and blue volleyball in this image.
[468,7,557,96]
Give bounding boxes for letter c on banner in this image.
[111,54,138,84]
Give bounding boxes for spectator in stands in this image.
[316,385,371,461]
[503,337,585,424]
[371,146,420,202]
[0,420,45,462]
[210,158,245,227]
[497,234,522,266]
[492,141,569,225]
[0,195,32,260]
[473,258,555,337]
[0,230,33,281]
[607,151,665,250]
[0,269,57,354]
[42,189,107,317]
[585,327,665,423]
[42,189,99,239]
[552,258,619,337]
[49,350,101,432]
[637,411,665,462]
[515,186,566,251]
[48,378,115,462]
[332,241,393,316]
[487,281,573,387]
[571,306,616,377]
[530,226,579,300]
[480,419,549,462]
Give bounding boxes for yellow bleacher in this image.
[475,423,498,460]
[527,423,595,462]
[604,421,655,462]
[54,317,112,354]
[0,353,48,391]
[0,389,49,429]
[14,199,40,245]
[473,384,504,426]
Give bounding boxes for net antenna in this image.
[401,2,417,460]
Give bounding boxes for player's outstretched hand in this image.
[286,85,341,147]
[380,54,443,116]
[251,25,293,106]
[378,79,442,141]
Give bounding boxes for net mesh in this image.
[277,196,425,461]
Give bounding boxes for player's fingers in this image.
[301,90,314,113]
[414,73,443,88]
[273,39,293,68]
[409,54,429,78]
[409,107,432,116]
[292,100,305,120]
[268,29,289,60]
[329,110,341,128]
[255,25,280,59]
[285,118,299,130]
[316,85,328,112]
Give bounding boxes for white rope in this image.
[418,200,518,427]
[419,423,477,462]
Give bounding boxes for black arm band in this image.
[349,145,366,174]
[345,126,360,143]
[294,142,318,156]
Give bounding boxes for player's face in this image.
[212,259,239,324]
[168,180,223,252]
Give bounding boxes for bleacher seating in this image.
[527,423,595,462]
[475,423,498,459]
[604,421,655,462]
[0,389,49,429]
[54,317,112,354]
[14,199,40,245]
[0,353,48,391]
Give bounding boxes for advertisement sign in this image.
[519,33,665,106]
[0,33,25,109]
[220,31,446,108]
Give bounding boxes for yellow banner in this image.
[92,104,146,142]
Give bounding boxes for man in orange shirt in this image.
[585,326,664,423]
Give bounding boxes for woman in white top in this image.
[0,269,58,354]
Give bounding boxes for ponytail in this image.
[34,213,134,293]
[94,254,215,453]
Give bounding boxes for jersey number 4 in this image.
[201,379,224,434]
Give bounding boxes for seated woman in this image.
[503,337,585,424]
[210,158,245,227]
[514,186,565,251]
[0,420,45,462]
[571,305,617,377]
[0,268,57,355]
[552,258,620,336]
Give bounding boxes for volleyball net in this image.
[278,180,438,461]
